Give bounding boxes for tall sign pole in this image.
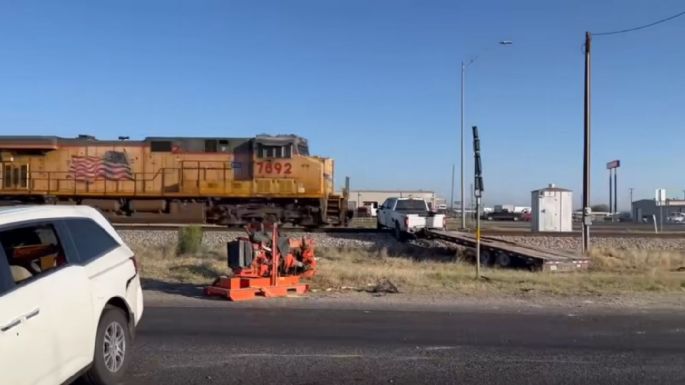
[472,125,483,279]
[582,32,592,253]
[609,169,613,220]
[606,160,620,222]
[614,167,618,218]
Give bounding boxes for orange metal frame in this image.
[204,224,310,301]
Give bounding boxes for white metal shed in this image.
[531,184,573,232]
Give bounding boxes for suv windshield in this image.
[394,199,427,211]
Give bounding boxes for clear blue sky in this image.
[1,0,683,209]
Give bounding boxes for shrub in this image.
[177,226,203,256]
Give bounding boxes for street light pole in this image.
[460,61,465,229]
[459,40,512,230]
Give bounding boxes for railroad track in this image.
[111,223,685,238]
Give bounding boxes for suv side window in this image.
[63,218,120,264]
[0,247,13,296]
[0,222,68,286]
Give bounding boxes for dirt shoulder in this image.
[141,283,685,316]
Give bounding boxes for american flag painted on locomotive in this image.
[69,151,133,182]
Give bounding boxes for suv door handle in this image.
[25,308,40,320]
[1,319,21,332]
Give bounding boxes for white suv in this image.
[0,206,143,385]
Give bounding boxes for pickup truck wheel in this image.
[376,221,384,230]
[82,307,131,385]
[394,223,403,241]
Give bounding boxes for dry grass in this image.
[311,246,685,296]
[136,244,227,285]
[134,242,685,297]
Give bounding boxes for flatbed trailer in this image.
[423,230,590,272]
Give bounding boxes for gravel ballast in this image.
[118,229,685,254]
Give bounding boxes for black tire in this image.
[82,307,132,385]
[479,250,494,266]
[495,252,512,268]
[394,223,403,241]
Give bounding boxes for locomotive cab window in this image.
[297,144,309,156]
[257,144,292,159]
[205,139,231,153]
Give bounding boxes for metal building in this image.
[348,190,442,213]
[531,184,573,232]
[631,199,685,224]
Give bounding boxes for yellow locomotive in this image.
[0,134,348,226]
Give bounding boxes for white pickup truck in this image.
[377,197,446,240]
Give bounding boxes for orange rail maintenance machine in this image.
[205,223,316,301]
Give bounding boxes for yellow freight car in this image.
[0,134,349,225]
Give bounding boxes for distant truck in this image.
[494,204,530,214]
[377,197,446,240]
[482,210,524,221]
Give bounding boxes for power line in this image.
[593,9,685,36]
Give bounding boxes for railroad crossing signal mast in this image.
[473,125,483,279]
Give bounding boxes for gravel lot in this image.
[118,229,685,254]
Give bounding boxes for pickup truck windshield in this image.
[395,200,427,211]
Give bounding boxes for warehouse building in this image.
[631,199,685,223]
[348,190,445,214]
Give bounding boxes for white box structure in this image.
[531,184,573,232]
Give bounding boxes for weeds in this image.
[176,226,203,255]
[133,239,685,296]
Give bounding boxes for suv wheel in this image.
[83,307,131,385]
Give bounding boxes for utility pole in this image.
[581,31,592,253]
[450,164,455,212]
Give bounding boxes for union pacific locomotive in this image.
[0,134,349,226]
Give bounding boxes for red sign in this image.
[606,160,620,169]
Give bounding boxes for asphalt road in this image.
[125,305,685,385]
